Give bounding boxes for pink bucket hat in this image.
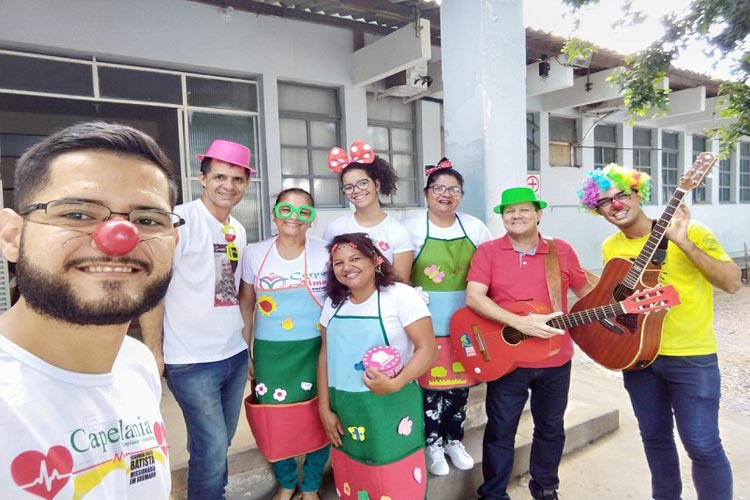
[197,139,256,174]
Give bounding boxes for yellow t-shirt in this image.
[602,222,732,356]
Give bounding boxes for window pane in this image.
[278,83,339,115]
[368,126,389,151]
[280,148,309,175]
[692,135,707,152]
[391,154,414,178]
[99,66,181,104]
[279,118,307,146]
[663,132,679,150]
[0,53,93,96]
[633,128,652,147]
[391,128,413,151]
[549,116,576,143]
[392,180,417,205]
[594,124,616,143]
[310,121,337,147]
[186,76,257,111]
[311,150,331,176]
[282,177,311,195]
[312,178,342,206]
[366,94,413,123]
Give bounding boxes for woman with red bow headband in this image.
[322,140,413,282]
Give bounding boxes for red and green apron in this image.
[412,214,479,389]
[244,239,328,462]
[326,291,427,500]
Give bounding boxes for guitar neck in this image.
[548,302,626,330]
[621,188,686,288]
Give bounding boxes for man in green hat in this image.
[466,187,594,500]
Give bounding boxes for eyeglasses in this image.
[341,178,370,195]
[596,191,633,210]
[429,184,462,196]
[274,202,316,223]
[222,225,240,261]
[19,200,184,237]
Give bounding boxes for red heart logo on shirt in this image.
[153,421,169,456]
[11,446,73,499]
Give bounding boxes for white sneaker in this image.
[427,443,449,476]
[445,440,474,470]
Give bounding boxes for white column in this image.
[440,0,526,234]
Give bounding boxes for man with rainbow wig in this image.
[578,163,741,500]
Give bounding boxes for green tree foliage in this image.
[562,0,750,153]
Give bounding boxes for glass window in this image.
[548,116,576,167]
[0,52,93,97]
[662,131,680,204]
[718,156,733,203]
[691,136,710,203]
[594,124,618,169]
[633,128,655,204]
[527,113,540,172]
[366,94,418,207]
[98,66,182,104]
[740,142,750,203]
[278,83,342,207]
[186,76,258,111]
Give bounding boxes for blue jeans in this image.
[478,361,571,500]
[165,350,249,500]
[623,354,732,500]
[271,445,330,492]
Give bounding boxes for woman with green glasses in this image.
[238,188,330,500]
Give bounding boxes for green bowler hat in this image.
[493,187,548,214]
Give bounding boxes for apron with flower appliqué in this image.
[412,214,479,390]
[326,290,427,500]
[244,238,328,462]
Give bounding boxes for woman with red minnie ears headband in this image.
[322,140,413,281]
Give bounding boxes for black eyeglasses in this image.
[20,200,185,237]
[341,178,370,194]
[429,184,463,196]
[596,191,632,210]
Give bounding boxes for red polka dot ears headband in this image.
[425,157,453,177]
[327,140,376,174]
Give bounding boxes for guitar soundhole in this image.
[613,284,634,302]
[615,313,638,333]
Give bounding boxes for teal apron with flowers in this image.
[326,290,427,499]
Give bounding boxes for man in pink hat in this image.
[141,139,255,499]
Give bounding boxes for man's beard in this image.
[15,247,172,326]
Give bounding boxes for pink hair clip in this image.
[425,157,453,177]
[328,140,375,174]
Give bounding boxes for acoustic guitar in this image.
[449,285,680,382]
[570,152,717,370]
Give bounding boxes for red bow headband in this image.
[328,140,375,174]
[425,157,453,177]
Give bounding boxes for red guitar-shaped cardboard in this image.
[570,152,717,370]
[450,285,680,382]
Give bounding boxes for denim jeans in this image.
[271,445,330,492]
[478,361,571,500]
[165,349,249,500]
[623,354,732,500]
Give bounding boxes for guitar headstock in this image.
[679,152,717,192]
[620,285,681,314]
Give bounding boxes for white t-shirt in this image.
[400,212,492,254]
[320,282,431,365]
[0,336,171,499]
[321,213,412,264]
[162,199,248,364]
[240,235,329,305]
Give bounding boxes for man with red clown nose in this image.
[0,121,180,498]
[141,138,255,500]
[578,163,741,500]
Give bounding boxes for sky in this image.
[523,0,737,80]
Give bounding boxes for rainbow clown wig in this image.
[577,163,652,214]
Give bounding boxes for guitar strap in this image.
[543,238,563,312]
[651,219,669,265]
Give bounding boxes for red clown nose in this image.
[92,220,140,256]
[611,199,624,211]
